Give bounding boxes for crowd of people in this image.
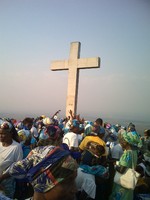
[0,110,150,200]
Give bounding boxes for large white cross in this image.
[51,42,100,117]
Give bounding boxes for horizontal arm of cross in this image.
[77,57,100,69]
[51,57,100,71]
[51,60,68,71]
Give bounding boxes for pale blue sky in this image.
[0,0,150,121]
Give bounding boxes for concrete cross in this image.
[51,42,100,117]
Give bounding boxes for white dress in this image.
[63,132,78,149]
[0,140,23,198]
[0,140,23,175]
[75,167,96,199]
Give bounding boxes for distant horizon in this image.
[1,110,150,123]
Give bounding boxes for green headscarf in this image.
[122,131,142,148]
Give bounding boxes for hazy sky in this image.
[0,0,150,121]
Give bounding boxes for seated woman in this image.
[80,141,105,166]
[8,145,78,200]
[76,141,108,200]
[79,125,107,166]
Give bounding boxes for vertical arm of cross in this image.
[66,42,81,117]
[66,67,79,117]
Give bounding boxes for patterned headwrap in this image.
[9,145,77,193]
[43,117,53,125]
[18,129,31,142]
[84,124,93,136]
[122,131,142,147]
[0,119,13,131]
[44,125,61,140]
[71,119,80,128]
[127,122,136,131]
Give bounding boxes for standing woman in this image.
[0,119,23,199]
[109,131,141,200]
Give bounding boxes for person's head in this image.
[22,117,34,130]
[43,125,63,146]
[16,121,23,130]
[119,135,130,150]
[43,117,53,126]
[89,125,105,139]
[0,119,19,143]
[119,130,141,150]
[86,142,105,157]
[127,122,136,132]
[37,121,44,129]
[70,119,80,134]
[81,142,105,166]
[84,123,93,137]
[0,120,13,143]
[94,118,103,126]
[144,129,150,138]
[17,129,31,145]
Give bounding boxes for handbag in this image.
[114,151,140,190]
